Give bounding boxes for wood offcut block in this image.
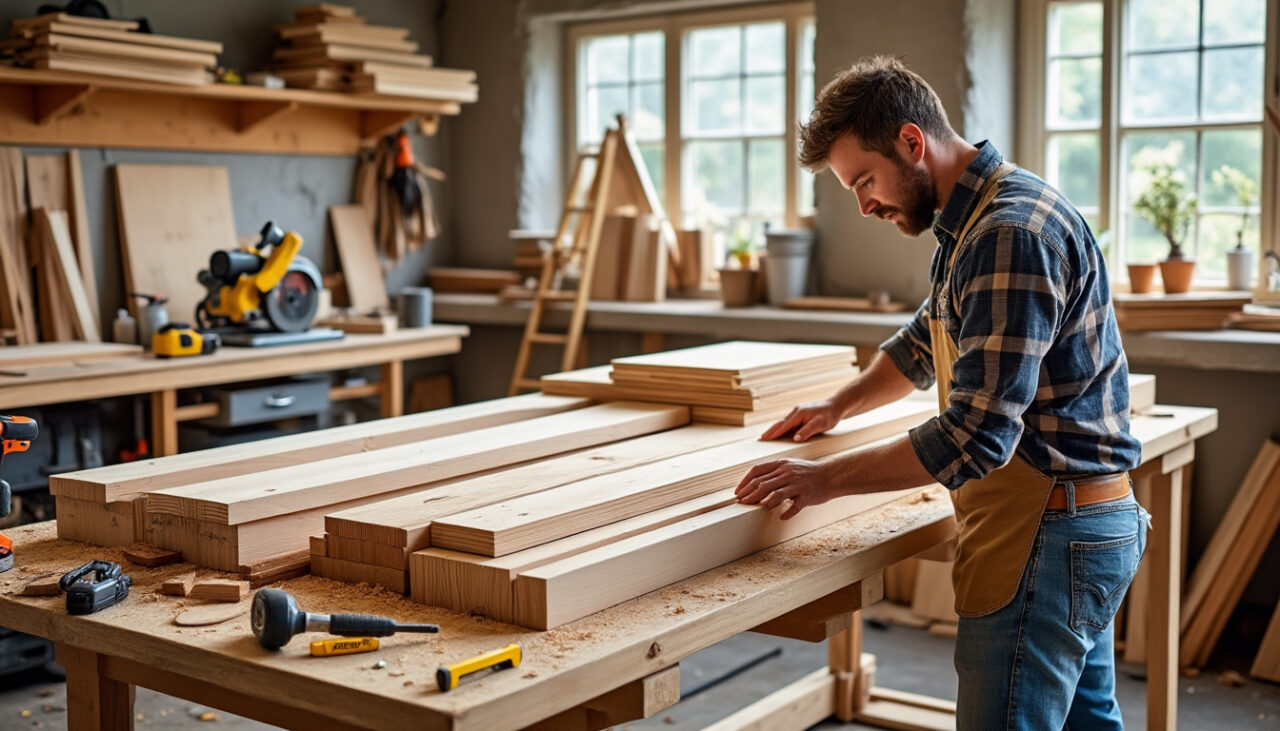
[122,543,183,568]
[161,572,196,597]
[19,573,63,596]
[188,579,249,602]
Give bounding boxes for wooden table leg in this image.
[641,332,667,354]
[380,360,403,419]
[828,611,866,722]
[150,389,178,457]
[56,643,135,731]
[1146,467,1182,731]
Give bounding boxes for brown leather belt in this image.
[1045,472,1131,511]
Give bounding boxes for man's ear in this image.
[897,123,926,164]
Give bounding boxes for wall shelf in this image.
[0,66,463,155]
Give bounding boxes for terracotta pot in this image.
[718,268,757,307]
[1159,258,1196,294]
[1127,263,1158,294]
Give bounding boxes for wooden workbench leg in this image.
[1124,475,1154,664]
[641,332,666,354]
[380,360,404,418]
[150,389,178,457]
[56,643,135,731]
[828,610,869,722]
[1146,467,1182,731]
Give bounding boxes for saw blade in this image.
[264,270,318,333]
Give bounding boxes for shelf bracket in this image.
[32,84,95,125]
[359,110,417,140]
[236,100,298,133]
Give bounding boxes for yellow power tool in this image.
[197,221,322,334]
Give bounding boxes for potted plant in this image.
[1210,164,1259,291]
[1131,142,1198,293]
[718,222,759,307]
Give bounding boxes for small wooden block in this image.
[19,573,63,596]
[188,579,249,602]
[160,572,196,597]
[122,543,183,567]
[927,622,958,638]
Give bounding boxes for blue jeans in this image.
[954,489,1150,730]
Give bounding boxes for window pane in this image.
[1198,213,1256,279]
[799,167,815,215]
[1049,2,1102,56]
[632,32,664,83]
[639,142,665,201]
[745,76,785,134]
[800,20,815,72]
[1128,0,1199,50]
[632,82,665,140]
[1125,52,1197,122]
[1124,132,1196,262]
[1204,0,1266,45]
[744,23,785,74]
[689,78,742,135]
[1125,213,1174,263]
[1201,129,1262,207]
[1202,47,1264,120]
[685,140,744,215]
[586,85,629,140]
[1047,133,1101,209]
[748,139,785,214]
[1049,57,1102,126]
[689,26,740,77]
[586,36,629,84]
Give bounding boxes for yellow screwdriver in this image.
[437,644,522,691]
[310,637,379,657]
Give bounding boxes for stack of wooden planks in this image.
[4,13,220,85]
[542,341,858,426]
[1112,292,1251,331]
[1226,305,1280,332]
[269,4,476,102]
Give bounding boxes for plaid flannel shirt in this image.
[881,142,1141,490]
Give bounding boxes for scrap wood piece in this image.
[66,148,100,326]
[187,579,249,603]
[161,572,196,597]
[0,148,34,343]
[239,550,311,588]
[145,402,690,525]
[313,313,397,334]
[18,572,62,596]
[428,267,521,294]
[429,398,936,557]
[781,296,909,314]
[174,602,249,626]
[33,209,100,341]
[52,392,591,503]
[328,204,389,313]
[1252,600,1280,682]
[121,542,182,567]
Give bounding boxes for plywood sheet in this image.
[114,165,238,322]
[328,204,388,313]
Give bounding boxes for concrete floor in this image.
[3,620,1278,729]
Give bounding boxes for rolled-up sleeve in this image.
[880,298,935,389]
[908,226,1071,489]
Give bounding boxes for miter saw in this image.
[197,222,342,347]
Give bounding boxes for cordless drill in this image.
[0,415,37,573]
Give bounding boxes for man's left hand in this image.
[734,458,839,520]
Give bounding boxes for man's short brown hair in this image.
[798,56,954,171]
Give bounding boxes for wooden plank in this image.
[752,575,884,642]
[611,341,855,383]
[589,214,631,301]
[620,214,664,302]
[543,364,856,411]
[279,22,411,42]
[13,13,141,33]
[328,205,388,313]
[273,44,433,68]
[113,165,237,321]
[782,296,909,313]
[0,148,34,343]
[910,558,957,624]
[0,342,139,368]
[430,399,936,556]
[326,422,765,551]
[1252,601,1280,683]
[65,150,99,327]
[1124,475,1154,664]
[38,33,219,67]
[51,388,584,504]
[32,55,213,86]
[1149,468,1183,730]
[428,267,522,293]
[188,579,249,602]
[512,478,919,630]
[22,21,222,53]
[146,402,689,525]
[1130,373,1156,413]
[310,554,406,594]
[34,208,99,341]
[161,572,196,597]
[55,643,135,731]
[704,667,836,731]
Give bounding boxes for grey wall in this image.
[0,0,451,328]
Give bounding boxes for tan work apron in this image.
[930,162,1057,617]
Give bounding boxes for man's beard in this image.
[878,155,937,236]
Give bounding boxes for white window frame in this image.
[1018,0,1280,291]
[564,1,815,231]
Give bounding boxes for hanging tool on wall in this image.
[0,415,37,573]
[355,129,444,264]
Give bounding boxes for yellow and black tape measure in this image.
[437,643,521,692]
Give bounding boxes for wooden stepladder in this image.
[507,119,624,395]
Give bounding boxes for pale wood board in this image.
[0,342,139,368]
[702,666,835,731]
[1252,601,1280,682]
[12,13,141,33]
[188,579,249,602]
[542,364,855,411]
[311,554,406,594]
[273,43,433,67]
[65,150,100,327]
[32,55,214,86]
[429,398,935,556]
[589,214,631,300]
[429,267,522,293]
[22,21,222,53]
[114,165,238,322]
[52,392,586,503]
[620,214,664,302]
[35,208,99,341]
[610,340,855,383]
[279,22,411,41]
[0,148,34,343]
[782,296,909,314]
[38,33,219,67]
[145,402,689,525]
[328,204,389,312]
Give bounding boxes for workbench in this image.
[0,401,1214,731]
[0,326,468,457]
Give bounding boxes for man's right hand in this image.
[759,399,842,442]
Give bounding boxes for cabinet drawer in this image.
[202,378,329,428]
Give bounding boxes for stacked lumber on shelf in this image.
[1227,305,1280,332]
[429,267,522,294]
[269,4,476,102]
[509,230,549,282]
[1179,438,1280,668]
[1112,292,1251,331]
[5,13,220,85]
[541,341,858,425]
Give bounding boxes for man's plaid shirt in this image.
[881,142,1141,490]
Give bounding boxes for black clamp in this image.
[59,560,131,615]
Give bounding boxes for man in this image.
[735,56,1148,729]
